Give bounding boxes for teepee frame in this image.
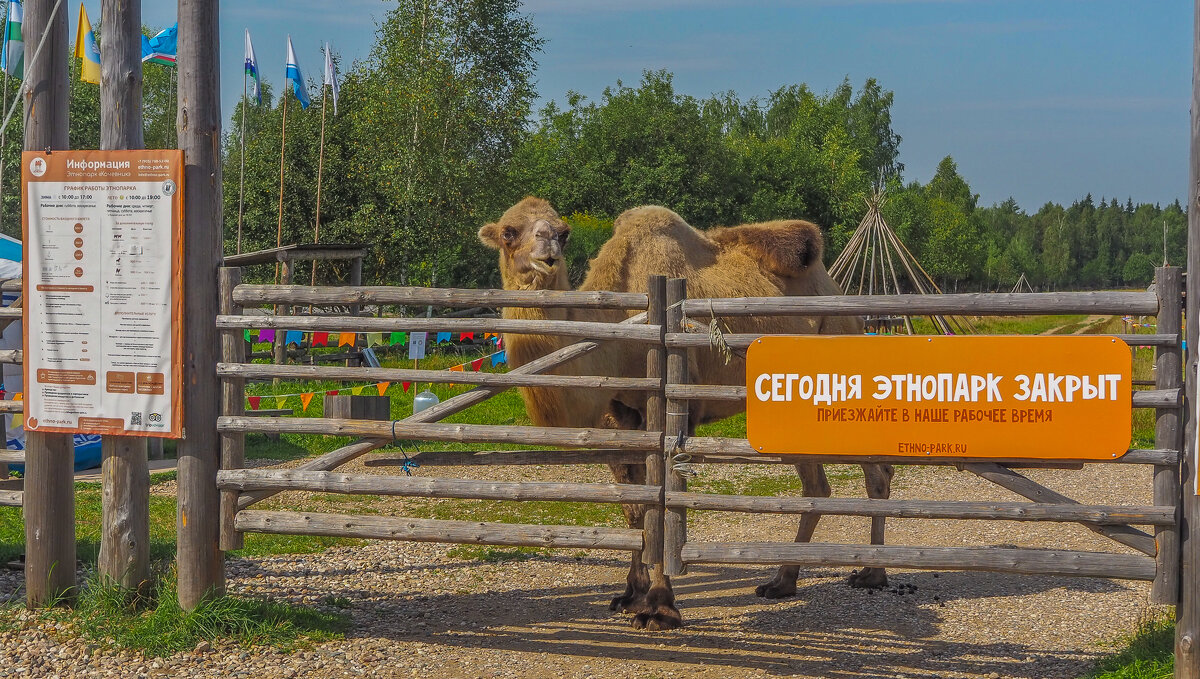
[829,190,974,335]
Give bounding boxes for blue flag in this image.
[285,35,310,109]
[141,23,177,66]
[244,29,261,105]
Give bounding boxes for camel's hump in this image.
[708,220,824,278]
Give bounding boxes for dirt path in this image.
[1038,315,1110,335]
[0,457,1159,678]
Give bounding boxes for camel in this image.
[478,197,895,629]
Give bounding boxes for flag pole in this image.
[274,86,288,284]
[236,66,247,254]
[311,75,327,287]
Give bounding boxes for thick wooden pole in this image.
[664,278,688,576]
[23,0,75,609]
[643,276,666,566]
[98,0,150,597]
[1178,2,1200,673]
[176,0,224,609]
[1152,267,1182,604]
[218,268,244,551]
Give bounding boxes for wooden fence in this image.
[211,265,1185,610]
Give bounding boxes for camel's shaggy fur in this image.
[479,197,894,627]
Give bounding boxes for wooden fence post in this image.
[175,0,225,610]
[1153,267,1182,604]
[1178,2,1200,674]
[273,257,291,374]
[23,0,75,608]
[219,268,244,551]
[643,275,666,566]
[664,278,688,576]
[98,0,150,597]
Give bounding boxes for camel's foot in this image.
[754,574,798,600]
[609,587,647,614]
[631,576,682,631]
[848,567,888,589]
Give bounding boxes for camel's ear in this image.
[478,223,508,250]
[710,221,824,278]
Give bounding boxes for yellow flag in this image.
[275,395,288,410]
[74,3,101,85]
[10,413,21,428]
[350,385,364,396]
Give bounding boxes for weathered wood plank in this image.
[176,0,226,609]
[674,437,1177,465]
[643,275,667,566]
[235,511,644,551]
[218,416,661,450]
[679,542,1157,580]
[1153,267,1183,605]
[217,469,661,504]
[23,0,75,610]
[964,462,1157,556]
[232,284,648,310]
[664,278,688,576]
[0,350,20,364]
[0,401,23,413]
[1135,389,1182,408]
[0,490,21,507]
[0,450,24,464]
[681,291,1159,318]
[219,268,246,552]
[217,362,661,391]
[375,449,646,467]
[217,314,660,343]
[665,492,1175,524]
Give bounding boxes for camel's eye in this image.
[557,230,570,246]
[501,226,518,245]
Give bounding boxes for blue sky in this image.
[121,1,1193,211]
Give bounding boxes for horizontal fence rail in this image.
[218,469,662,504]
[217,314,660,343]
[670,437,1178,466]
[0,308,18,320]
[681,291,1159,318]
[666,333,1179,350]
[679,542,1157,580]
[235,510,645,551]
[665,492,1175,524]
[0,401,22,414]
[367,449,647,467]
[0,490,21,507]
[232,285,649,310]
[0,349,21,364]
[218,416,663,450]
[664,385,1180,408]
[217,363,661,391]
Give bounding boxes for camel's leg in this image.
[608,462,652,612]
[631,567,682,630]
[847,463,894,589]
[755,463,829,599]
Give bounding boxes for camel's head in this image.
[478,197,571,290]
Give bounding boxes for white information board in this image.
[408,332,427,360]
[22,150,183,438]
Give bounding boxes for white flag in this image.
[323,42,339,115]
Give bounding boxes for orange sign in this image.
[746,336,1132,459]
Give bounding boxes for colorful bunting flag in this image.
[300,392,314,411]
[244,28,261,105]
[338,332,356,347]
[377,382,390,396]
[325,390,339,396]
[10,412,21,428]
[491,351,507,366]
[259,328,276,343]
[141,23,178,67]
[244,329,255,342]
[470,358,483,371]
[323,41,340,115]
[389,331,406,346]
[285,330,303,346]
[350,385,365,396]
[367,332,384,347]
[275,395,288,409]
[313,332,329,347]
[402,381,411,393]
[460,332,474,341]
[248,396,262,410]
[436,332,451,343]
[2,0,24,79]
[285,35,311,109]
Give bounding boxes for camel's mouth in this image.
[529,258,557,275]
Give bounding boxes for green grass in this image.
[910,314,1088,336]
[27,570,347,658]
[1086,614,1174,678]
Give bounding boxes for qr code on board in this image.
[130,412,142,426]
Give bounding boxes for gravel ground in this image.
[0,456,1161,678]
